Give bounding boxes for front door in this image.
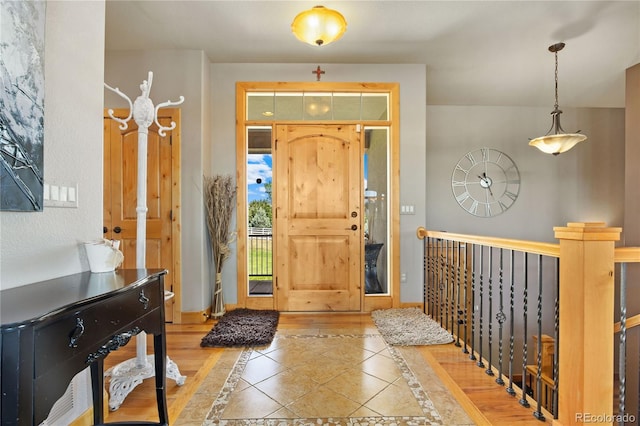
[274,124,362,311]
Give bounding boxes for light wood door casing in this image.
[103,109,181,322]
[275,124,362,311]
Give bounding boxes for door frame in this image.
[235,82,400,312]
[103,108,183,323]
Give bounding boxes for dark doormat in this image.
[200,308,279,347]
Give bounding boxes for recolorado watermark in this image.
[576,413,636,423]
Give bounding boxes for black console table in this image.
[0,269,169,426]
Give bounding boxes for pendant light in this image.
[291,5,347,47]
[529,43,587,155]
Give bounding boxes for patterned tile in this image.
[199,334,447,426]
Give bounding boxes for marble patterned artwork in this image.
[0,0,45,211]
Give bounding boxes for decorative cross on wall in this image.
[313,65,325,81]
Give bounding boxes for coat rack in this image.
[103,72,186,410]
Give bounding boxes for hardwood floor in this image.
[102,313,550,425]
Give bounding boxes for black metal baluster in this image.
[445,240,451,332]
[444,239,450,330]
[533,254,545,421]
[519,253,530,408]
[462,243,469,354]
[477,245,485,369]
[423,237,428,314]
[506,249,516,396]
[619,263,627,426]
[441,239,445,325]
[434,239,440,322]
[424,237,433,315]
[451,240,456,334]
[496,248,505,386]
[552,257,559,418]
[486,247,494,376]
[470,244,477,361]
[429,238,436,317]
[455,241,462,346]
[434,239,444,327]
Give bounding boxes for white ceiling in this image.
[105,1,640,108]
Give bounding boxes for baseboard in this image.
[179,308,211,324]
[179,304,240,323]
[180,303,421,322]
[400,302,424,310]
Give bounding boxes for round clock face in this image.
[451,147,520,217]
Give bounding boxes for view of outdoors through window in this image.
[247,128,274,295]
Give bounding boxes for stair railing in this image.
[418,222,628,425]
[613,247,640,426]
[418,226,560,420]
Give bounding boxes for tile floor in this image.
[176,328,473,426]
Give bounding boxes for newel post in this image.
[553,222,621,426]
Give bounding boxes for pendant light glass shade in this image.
[529,109,587,155]
[529,43,587,155]
[291,5,347,47]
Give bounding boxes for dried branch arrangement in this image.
[203,174,237,317]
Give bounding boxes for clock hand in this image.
[480,173,494,197]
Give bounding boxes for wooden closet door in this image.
[104,109,178,322]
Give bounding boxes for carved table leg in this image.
[104,354,186,411]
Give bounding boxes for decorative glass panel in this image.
[274,93,303,120]
[361,94,388,120]
[247,92,389,121]
[332,93,361,120]
[247,93,275,121]
[303,93,332,120]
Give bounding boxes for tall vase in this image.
[212,271,225,317]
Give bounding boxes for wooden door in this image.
[103,109,179,322]
[275,124,362,311]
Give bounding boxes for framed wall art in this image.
[0,0,45,211]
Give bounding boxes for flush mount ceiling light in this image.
[529,42,587,155]
[291,5,347,47]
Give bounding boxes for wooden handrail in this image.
[416,227,560,257]
[614,246,640,263]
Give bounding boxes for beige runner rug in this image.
[371,308,455,346]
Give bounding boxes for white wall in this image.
[426,106,625,242]
[0,1,105,289]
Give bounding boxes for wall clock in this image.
[451,147,520,217]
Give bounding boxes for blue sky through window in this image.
[247,154,272,202]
